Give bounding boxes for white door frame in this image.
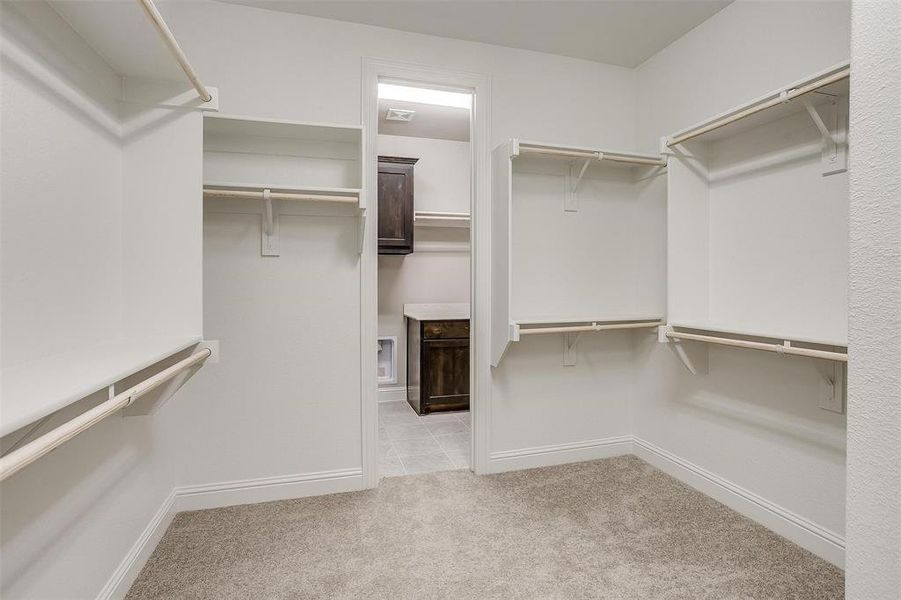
[361,58,491,487]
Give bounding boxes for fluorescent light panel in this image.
[378,83,471,109]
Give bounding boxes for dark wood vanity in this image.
[404,304,470,415]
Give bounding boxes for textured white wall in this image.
[633,0,851,559]
[0,4,176,598]
[846,1,901,596]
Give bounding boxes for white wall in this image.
[633,0,850,564]
[1,2,122,368]
[161,0,640,487]
[377,134,470,214]
[846,1,901,596]
[0,4,176,598]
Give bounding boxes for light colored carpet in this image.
[126,456,843,599]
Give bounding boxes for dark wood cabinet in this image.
[407,318,470,415]
[377,156,418,255]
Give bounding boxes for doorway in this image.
[375,81,473,476]
[361,59,490,485]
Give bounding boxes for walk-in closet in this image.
[1,1,898,598]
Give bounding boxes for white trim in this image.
[377,386,407,403]
[174,468,363,512]
[97,490,177,600]
[99,440,844,598]
[361,58,491,484]
[489,435,633,473]
[632,437,845,568]
[98,468,363,599]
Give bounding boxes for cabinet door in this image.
[377,157,417,255]
[422,338,470,413]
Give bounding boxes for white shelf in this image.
[667,62,850,145]
[665,63,850,359]
[203,113,363,143]
[667,321,847,348]
[203,113,364,196]
[514,315,663,326]
[1,336,201,438]
[516,140,666,167]
[413,211,471,228]
[203,181,362,198]
[490,138,667,366]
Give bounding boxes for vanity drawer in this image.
[423,320,469,340]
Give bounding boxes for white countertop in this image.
[403,303,470,321]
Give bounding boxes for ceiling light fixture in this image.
[378,83,472,109]
[385,108,416,122]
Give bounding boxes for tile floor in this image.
[379,400,471,477]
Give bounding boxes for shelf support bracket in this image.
[565,155,597,212]
[801,97,838,147]
[801,96,847,175]
[261,188,279,257]
[563,331,583,366]
[817,361,846,413]
[658,326,708,375]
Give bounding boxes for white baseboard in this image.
[632,437,845,568]
[101,439,844,599]
[488,435,633,474]
[174,467,364,512]
[97,490,177,600]
[377,386,407,403]
[98,468,363,599]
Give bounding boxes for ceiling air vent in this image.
[385,108,415,122]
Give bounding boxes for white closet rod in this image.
[204,188,359,204]
[666,331,847,362]
[518,145,666,166]
[137,0,212,102]
[0,348,212,482]
[520,321,662,335]
[667,66,850,146]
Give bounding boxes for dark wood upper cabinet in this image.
[377,156,418,255]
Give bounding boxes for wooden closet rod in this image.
[519,321,662,335]
[203,188,359,204]
[666,331,848,362]
[138,0,212,102]
[667,66,850,146]
[0,349,212,482]
[518,145,666,166]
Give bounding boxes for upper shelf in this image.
[203,113,365,194]
[204,113,363,143]
[666,62,850,146]
[514,139,667,167]
[1,335,201,438]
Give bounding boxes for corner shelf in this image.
[1,336,202,438]
[491,137,668,367]
[664,63,850,379]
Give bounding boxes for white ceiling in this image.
[217,0,732,68]
[378,99,471,141]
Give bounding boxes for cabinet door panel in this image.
[422,338,470,413]
[378,157,416,255]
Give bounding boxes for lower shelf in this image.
[1,335,202,437]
